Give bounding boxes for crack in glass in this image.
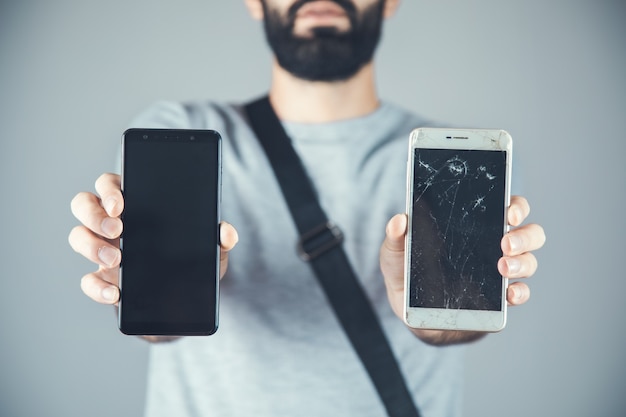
[409,148,506,311]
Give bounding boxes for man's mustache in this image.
[287,0,357,20]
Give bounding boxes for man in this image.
[69,1,545,415]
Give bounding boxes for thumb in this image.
[219,222,239,279]
[380,214,407,294]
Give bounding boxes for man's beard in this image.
[261,0,385,82]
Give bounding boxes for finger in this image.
[219,222,239,279]
[384,213,408,252]
[68,226,121,268]
[219,221,239,252]
[94,173,124,217]
[380,214,408,293]
[508,195,531,227]
[501,223,546,257]
[498,252,538,279]
[71,191,123,239]
[507,281,530,306]
[80,270,120,304]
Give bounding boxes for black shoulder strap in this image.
[244,96,421,417]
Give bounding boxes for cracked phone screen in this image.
[409,148,506,311]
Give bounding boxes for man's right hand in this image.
[68,173,238,305]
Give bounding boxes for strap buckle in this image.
[296,221,344,261]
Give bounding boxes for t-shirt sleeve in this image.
[114,101,195,172]
[127,101,193,129]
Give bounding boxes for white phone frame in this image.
[403,127,512,332]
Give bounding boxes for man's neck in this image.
[268,60,380,123]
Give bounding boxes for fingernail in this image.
[103,197,117,215]
[508,235,522,253]
[398,214,407,232]
[505,258,521,274]
[101,286,118,302]
[510,206,523,225]
[386,214,407,237]
[101,217,119,238]
[98,246,119,267]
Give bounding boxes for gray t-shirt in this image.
[129,100,465,417]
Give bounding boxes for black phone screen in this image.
[119,129,221,335]
[409,148,507,311]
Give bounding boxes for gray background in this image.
[1,1,624,416]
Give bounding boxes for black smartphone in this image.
[404,128,512,332]
[119,128,222,335]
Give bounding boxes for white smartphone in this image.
[404,128,512,332]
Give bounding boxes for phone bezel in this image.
[403,128,512,332]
